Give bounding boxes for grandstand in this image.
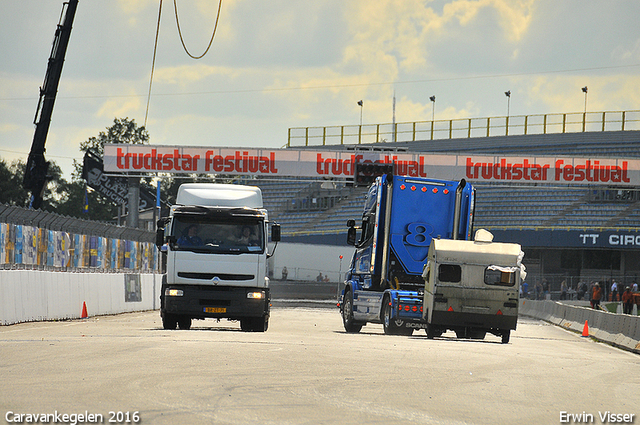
[253,128,640,296]
[256,130,640,234]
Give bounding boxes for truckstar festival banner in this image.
[103,144,640,186]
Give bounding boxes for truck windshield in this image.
[172,216,264,254]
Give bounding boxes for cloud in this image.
[96,93,144,120]
[154,64,238,86]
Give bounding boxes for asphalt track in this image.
[1,308,638,425]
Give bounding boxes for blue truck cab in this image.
[340,173,475,335]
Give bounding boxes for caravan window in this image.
[438,264,461,283]
[484,265,517,287]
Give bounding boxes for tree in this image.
[60,117,151,222]
[73,117,149,180]
[0,158,66,210]
[0,159,29,207]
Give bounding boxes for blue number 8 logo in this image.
[405,222,433,247]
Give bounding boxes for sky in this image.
[2,0,640,180]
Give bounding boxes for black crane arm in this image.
[23,0,78,209]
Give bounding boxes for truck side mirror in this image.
[347,226,356,246]
[155,228,165,248]
[155,217,170,248]
[271,223,281,242]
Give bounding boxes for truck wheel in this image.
[257,316,269,332]
[250,316,269,332]
[425,325,441,339]
[342,289,362,333]
[240,318,250,332]
[177,316,192,330]
[470,330,486,340]
[162,314,178,330]
[382,295,413,336]
[241,316,269,332]
[501,330,510,344]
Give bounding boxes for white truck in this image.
[421,229,525,343]
[156,183,280,331]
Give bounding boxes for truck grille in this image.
[178,272,255,281]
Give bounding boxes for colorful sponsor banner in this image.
[0,223,7,264]
[22,226,37,265]
[14,225,23,264]
[53,231,71,268]
[103,144,640,186]
[1,221,155,271]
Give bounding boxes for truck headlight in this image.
[246,291,265,299]
[165,288,184,297]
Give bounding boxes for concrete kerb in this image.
[519,300,640,354]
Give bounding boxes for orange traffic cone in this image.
[581,320,589,337]
[81,302,88,319]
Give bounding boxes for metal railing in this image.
[288,110,640,147]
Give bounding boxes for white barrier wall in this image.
[0,271,162,325]
[520,299,640,354]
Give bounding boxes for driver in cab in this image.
[178,224,203,246]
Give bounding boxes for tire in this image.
[501,330,510,344]
[470,329,486,340]
[382,295,414,336]
[425,324,442,339]
[342,289,362,333]
[241,316,269,332]
[240,318,250,332]
[177,316,192,330]
[162,313,178,330]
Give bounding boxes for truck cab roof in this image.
[176,183,263,208]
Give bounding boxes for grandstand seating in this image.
[253,129,640,238]
[254,179,640,237]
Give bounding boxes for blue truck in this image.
[340,173,475,335]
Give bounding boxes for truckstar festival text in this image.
[103,145,639,186]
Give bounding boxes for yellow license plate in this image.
[204,307,226,313]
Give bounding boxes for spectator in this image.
[535,282,543,300]
[521,281,529,299]
[577,281,587,300]
[622,286,634,315]
[316,272,323,282]
[610,280,619,301]
[560,280,568,300]
[542,279,550,300]
[281,266,288,280]
[632,282,638,292]
[591,283,602,310]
